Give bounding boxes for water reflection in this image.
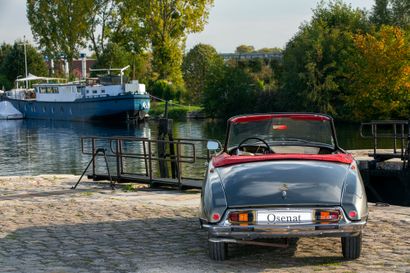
[0,119,393,177]
[0,120,153,176]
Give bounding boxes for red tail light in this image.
[315,209,341,223]
[348,210,358,219]
[228,211,255,225]
[212,213,221,221]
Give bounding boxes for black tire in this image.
[208,240,227,261]
[341,233,362,259]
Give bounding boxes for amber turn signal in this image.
[315,209,341,222]
[228,211,255,225]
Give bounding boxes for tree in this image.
[280,1,370,118]
[256,47,283,54]
[347,26,410,120]
[0,41,48,86]
[0,43,12,66]
[235,45,255,53]
[150,79,183,101]
[92,43,132,70]
[92,43,151,82]
[27,0,93,71]
[390,0,410,29]
[202,63,259,118]
[371,0,391,27]
[370,0,410,29]
[86,0,116,59]
[118,0,214,85]
[182,44,222,104]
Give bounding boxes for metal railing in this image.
[76,136,212,189]
[360,120,410,169]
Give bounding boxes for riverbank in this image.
[148,101,205,120]
[0,175,409,272]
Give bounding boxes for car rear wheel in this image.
[209,240,227,261]
[341,233,362,259]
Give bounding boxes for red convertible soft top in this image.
[229,113,331,123]
[212,153,354,168]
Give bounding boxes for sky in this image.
[0,0,375,54]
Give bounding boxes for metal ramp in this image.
[73,136,212,190]
[360,120,410,205]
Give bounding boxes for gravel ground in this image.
[0,175,409,273]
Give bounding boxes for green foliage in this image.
[27,0,93,67]
[0,43,12,66]
[280,0,370,118]
[202,63,260,118]
[86,0,116,58]
[0,74,12,90]
[390,0,410,29]
[347,26,410,120]
[182,43,223,104]
[92,43,132,69]
[150,80,184,102]
[235,45,255,53]
[117,0,214,85]
[256,47,283,54]
[151,39,184,84]
[231,58,279,93]
[370,0,410,29]
[371,0,391,26]
[149,101,202,120]
[234,45,283,54]
[92,43,152,82]
[0,41,48,86]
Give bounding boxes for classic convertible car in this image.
[200,113,368,261]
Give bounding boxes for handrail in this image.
[360,120,409,139]
[79,136,211,185]
[360,120,410,168]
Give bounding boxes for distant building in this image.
[72,59,96,79]
[45,58,96,78]
[219,52,283,61]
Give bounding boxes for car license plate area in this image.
[257,210,313,225]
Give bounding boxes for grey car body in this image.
[199,113,368,260]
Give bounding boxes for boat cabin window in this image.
[92,90,97,94]
[77,86,85,94]
[39,86,59,94]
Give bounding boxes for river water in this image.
[0,119,380,176]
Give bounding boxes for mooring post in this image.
[168,121,178,179]
[157,101,170,178]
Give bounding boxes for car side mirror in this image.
[207,140,221,151]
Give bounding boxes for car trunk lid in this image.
[217,160,349,207]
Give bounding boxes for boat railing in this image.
[76,136,212,189]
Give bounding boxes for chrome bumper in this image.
[204,220,366,240]
[202,207,367,240]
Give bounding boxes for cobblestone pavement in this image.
[0,175,409,273]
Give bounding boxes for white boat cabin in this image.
[34,80,146,102]
[6,72,146,102]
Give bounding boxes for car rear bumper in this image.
[201,206,367,240]
[203,220,366,240]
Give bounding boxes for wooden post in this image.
[157,101,170,178]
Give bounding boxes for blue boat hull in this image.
[5,94,150,121]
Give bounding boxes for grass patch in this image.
[81,191,94,197]
[121,184,138,192]
[149,101,203,120]
[319,261,342,267]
